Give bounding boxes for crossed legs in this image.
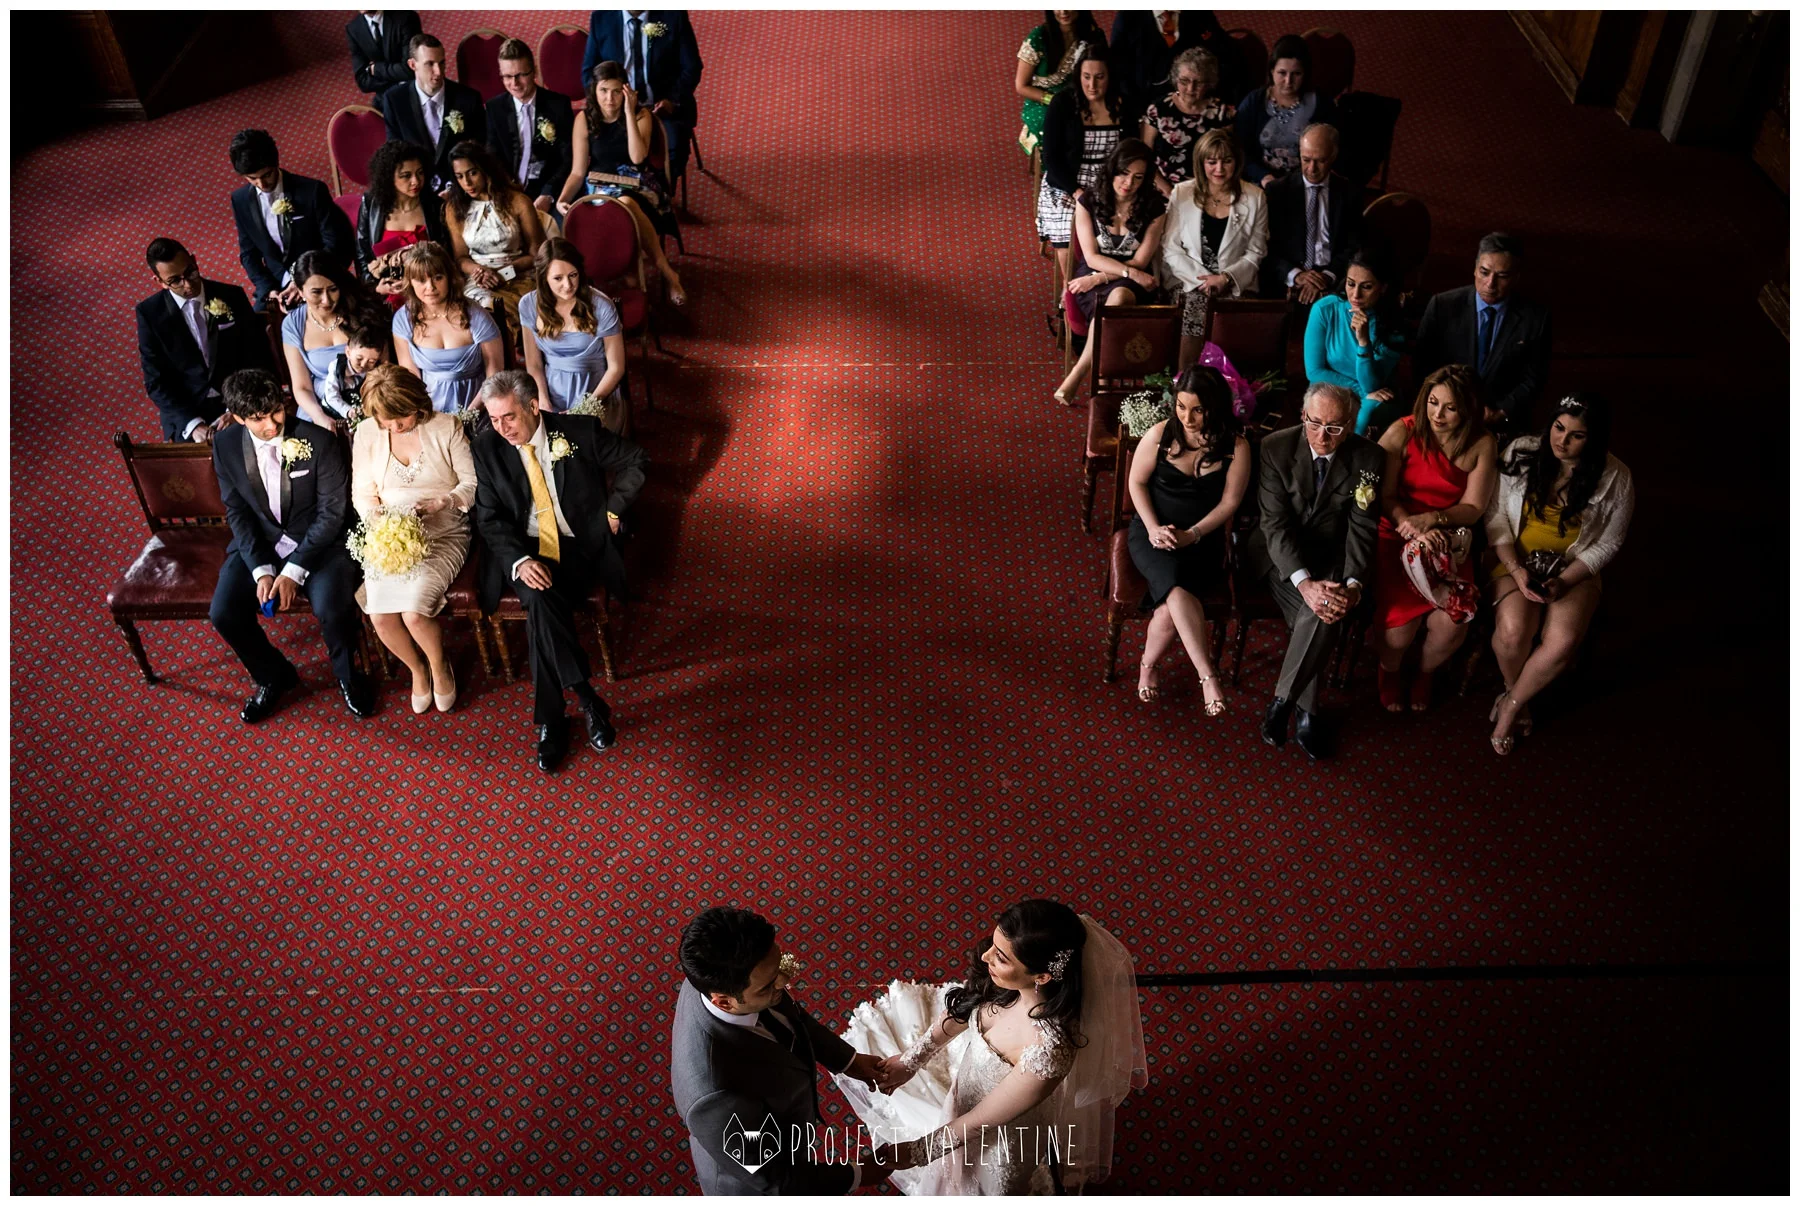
[1138,587,1225,712]
[1488,575,1602,745]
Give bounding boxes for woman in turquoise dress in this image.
[1014,12,1103,156]
[520,238,627,431]
[1302,248,1403,435]
[390,241,504,414]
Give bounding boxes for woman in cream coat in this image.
[1160,127,1269,369]
[1482,393,1634,754]
[351,364,478,714]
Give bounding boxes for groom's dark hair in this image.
[680,907,776,996]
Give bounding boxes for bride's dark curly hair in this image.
[946,899,1089,1048]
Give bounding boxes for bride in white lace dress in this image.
[834,900,1147,1194]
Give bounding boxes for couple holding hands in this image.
[670,901,1147,1195]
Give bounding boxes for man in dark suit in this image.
[486,38,575,213]
[1109,10,1237,114]
[1414,232,1552,433]
[472,371,647,771]
[346,9,422,114]
[670,907,888,1195]
[136,237,274,442]
[382,33,487,192]
[227,129,356,313]
[1250,384,1385,759]
[582,10,702,184]
[208,370,374,723]
[1260,123,1363,302]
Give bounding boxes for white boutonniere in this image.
[280,438,313,465]
[777,952,803,982]
[642,20,668,38]
[270,197,295,216]
[204,298,232,320]
[536,116,556,143]
[445,110,465,135]
[549,433,576,463]
[1353,470,1378,511]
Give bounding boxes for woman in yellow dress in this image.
[1484,394,1635,754]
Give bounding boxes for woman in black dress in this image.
[1125,364,1251,714]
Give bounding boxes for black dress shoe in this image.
[1261,697,1292,747]
[339,673,377,718]
[1295,708,1331,760]
[241,668,300,724]
[537,720,570,772]
[581,699,617,753]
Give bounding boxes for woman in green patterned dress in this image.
[1014,11,1105,156]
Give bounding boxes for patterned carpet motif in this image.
[11,8,1787,1194]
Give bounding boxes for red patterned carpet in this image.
[11,9,1788,1194]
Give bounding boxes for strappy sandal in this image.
[1488,690,1532,755]
[1137,665,1160,703]
[1198,674,1226,717]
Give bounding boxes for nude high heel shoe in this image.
[433,664,457,713]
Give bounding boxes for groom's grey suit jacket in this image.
[669,981,859,1195]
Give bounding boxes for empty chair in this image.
[456,29,510,103]
[326,104,388,195]
[1361,192,1432,301]
[537,24,588,103]
[1301,27,1355,100]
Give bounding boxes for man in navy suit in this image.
[228,129,355,314]
[382,33,487,193]
[136,237,275,442]
[209,369,374,724]
[581,10,702,184]
[1260,123,1363,302]
[1414,233,1552,433]
[346,9,422,114]
[486,37,575,211]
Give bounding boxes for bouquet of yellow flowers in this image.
[346,506,431,578]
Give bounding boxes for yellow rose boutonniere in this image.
[204,298,232,320]
[537,116,556,143]
[643,20,668,38]
[549,434,576,463]
[270,197,295,216]
[280,438,313,465]
[1353,470,1377,511]
[445,110,465,135]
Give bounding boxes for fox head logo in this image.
[723,1112,782,1173]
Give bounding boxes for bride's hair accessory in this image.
[1046,948,1075,981]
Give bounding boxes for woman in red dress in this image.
[1371,366,1499,711]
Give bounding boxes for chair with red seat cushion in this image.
[456,29,510,103]
[1302,27,1356,101]
[327,104,388,196]
[537,25,588,106]
[1101,426,1232,682]
[563,194,658,409]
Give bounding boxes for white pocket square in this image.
[289,469,311,478]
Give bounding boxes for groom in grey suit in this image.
[671,907,889,1194]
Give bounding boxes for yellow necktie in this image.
[520,445,561,562]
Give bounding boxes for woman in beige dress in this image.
[352,364,478,713]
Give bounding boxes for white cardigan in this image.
[1484,437,1635,575]
[1159,178,1268,298]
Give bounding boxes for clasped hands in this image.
[256,573,301,612]
[1511,567,1565,605]
[1070,266,1149,295]
[1147,522,1199,551]
[1394,511,1448,552]
[1299,577,1358,623]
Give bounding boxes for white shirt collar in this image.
[1304,176,1326,189]
[250,429,284,453]
[701,993,761,1028]
[512,89,537,111]
[417,81,442,105]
